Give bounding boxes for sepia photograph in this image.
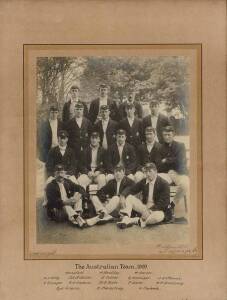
[24,45,202,259]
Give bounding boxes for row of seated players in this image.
[46,162,187,229]
[38,97,172,163]
[45,125,187,193]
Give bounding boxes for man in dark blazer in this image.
[64,102,92,159]
[88,84,112,124]
[142,98,171,143]
[86,165,135,226]
[77,132,107,190]
[134,126,162,182]
[119,102,143,149]
[106,129,137,180]
[109,91,123,122]
[94,105,118,150]
[117,162,172,228]
[62,85,88,124]
[118,90,143,120]
[45,130,77,178]
[38,105,63,162]
[45,164,88,227]
[159,126,187,174]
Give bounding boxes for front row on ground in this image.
[45,163,186,229]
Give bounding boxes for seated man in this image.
[77,131,107,190]
[135,126,162,182]
[106,129,137,181]
[45,164,88,228]
[159,126,187,174]
[119,102,143,150]
[86,165,135,226]
[117,162,172,228]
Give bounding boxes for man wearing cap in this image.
[119,102,143,150]
[62,85,89,124]
[64,101,92,159]
[77,131,107,190]
[45,164,88,228]
[119,89,143,120]
[159,126,187,174]
[94,105,118,150]
[38,105,63,162]
[106,129,137,181]
[142,98,171,143]
[46,130,77,179]
[117,162,172,228]
[88,84,112,124]
[134,126,162,182]
[86,165,135,226]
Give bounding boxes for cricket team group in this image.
[38,84,189,229]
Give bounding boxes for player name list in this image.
[42,263,184,292]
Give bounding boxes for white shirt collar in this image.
[146,175,157,185]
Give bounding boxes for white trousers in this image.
[120,195,165,225]
[91,195,120,215]
[63,197,83,219]
[77,174,106,190]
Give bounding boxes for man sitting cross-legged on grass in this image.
[117,162,172,229]
[46,164,89,228]
[86,165,135,226]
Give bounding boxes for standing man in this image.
[106,129,137,181]
[38,105,63,162]
[45,164,88,227]
[142,98,171,143]
[134,126,162,182]
[159,126,187,174]
[119,102,143,150]
[64,102,92,159]
[109,91,123,122]
[88,84,112,124]
[86,165,135,226]
[119,89,143,119]
[77,132,107,190]
[62,85,88,124]
[94,105,117,150]
[117,163,172,228]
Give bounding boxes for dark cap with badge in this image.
[54,164,65,172]
[100,105,110,111]
[58,130,69,139]
[145,126,156,134]
[116,129,126,136]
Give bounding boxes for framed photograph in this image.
[24,44,202,259]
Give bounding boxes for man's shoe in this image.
[86,215,100,226]
[70,215,87,228]
[138,218,146,228]
[117,216,139,229]
[97,214,114,225]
